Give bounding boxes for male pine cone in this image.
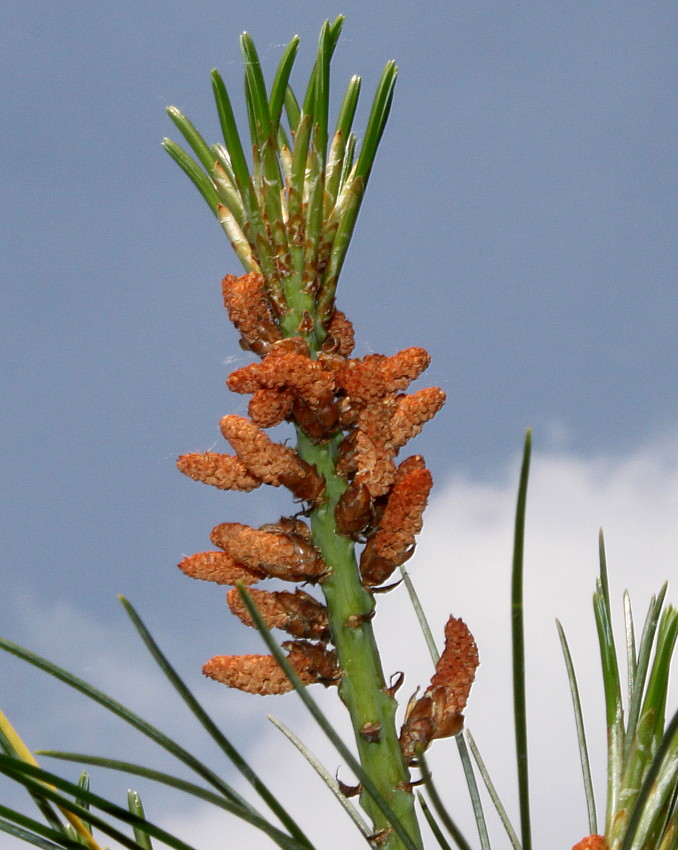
[176,272,464,728]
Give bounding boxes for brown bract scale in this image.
[428,689,465,740]
[316,350,348,374]
[276,589,331,641]
[400,688,465,765]
[337,779,361,798]
[227,587,330,641]
[178,552,263,585]
[336,394,359,428]
[268,336,311,357]
[259,516,312,538]
[335,430,358,478]
[221,273,281,355]
[277,460,326,503]
[321,309,355,357]
[334,481,373,539]
[291,397,340,442]
[399,692,436,764]
[282,640,340,686]
[298,309,316,336]
[176,452,260,492]
[210,522,327,582]
[358,554,395,591]
[370,828,395,848]
[359,721,382,743]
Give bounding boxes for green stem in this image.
[295,429,423,850]
[278,287,325,351]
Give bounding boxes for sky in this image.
[1,1,676,848]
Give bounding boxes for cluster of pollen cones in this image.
[177,272,479,759]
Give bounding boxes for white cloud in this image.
[2,439,677,849]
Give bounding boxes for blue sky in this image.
[1,2,676,848]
